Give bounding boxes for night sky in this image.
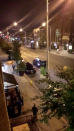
[0,0,46,31]
[0,0,66,32]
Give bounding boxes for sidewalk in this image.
[24,46,74,59]
[14,73,67,131]
[50,49,74,59]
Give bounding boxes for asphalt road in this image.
[21,46,74,68]
[20,46,74,82]
[21,46,74,73]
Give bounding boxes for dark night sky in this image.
[0,0,46,31]
[0,0,65,32]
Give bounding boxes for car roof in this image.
[35,58,40,61]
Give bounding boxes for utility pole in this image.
[46,0,49,74]
[69,0,74,49]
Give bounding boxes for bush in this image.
[0,39,12,52]
[17,61,26,72]
[12,41,22,62]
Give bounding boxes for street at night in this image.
[0,0,74,131]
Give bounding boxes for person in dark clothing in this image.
[7,103,15,118]
[16,97,22,116]
[32,104,38,120]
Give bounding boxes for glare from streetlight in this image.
[42,22,46,27]
[0,31,2,34]
[19,28,23,32]
[13,22,18,26]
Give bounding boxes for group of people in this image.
[7,97,22,118]
[6,88,23,118]
[6,87,38,120]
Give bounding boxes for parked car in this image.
[40,60,46,67]
[25,62,36,74]
[33,58,41,67]
[33,58,46,68]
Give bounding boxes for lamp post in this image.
[46,0,49,74]
[19,28,26,44]
[69,0,74,49]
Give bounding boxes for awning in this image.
[3,72,18,86]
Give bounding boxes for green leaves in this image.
[17,61,26,72]
[12,41,22,62]
[39,68,74,130]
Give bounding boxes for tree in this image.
[16,61,26,76]
[0,38,12,53]
[12,41,22,63]
[39,67,74,131]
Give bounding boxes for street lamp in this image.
[0,31,2,34]
[13,22,18,26]
[42,22,46,27]
[19,28,23,32]
[19,28,26,43]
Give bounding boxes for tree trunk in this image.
[0,63,11,131]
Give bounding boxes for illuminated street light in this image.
[19,28,26,43]
[0,31,2,34]
[19,28,23,32]
[13,22,18,26]
[42,22,46,27]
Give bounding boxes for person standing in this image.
[32,104,38,120]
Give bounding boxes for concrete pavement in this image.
[16,72,68,131]
[14,73,67,131]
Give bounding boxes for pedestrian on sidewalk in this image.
[16,97,22,116]
[32,104,38,121]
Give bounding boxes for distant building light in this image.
[31,40,34,43]
[15,37,17,39]
[69,45,72,50]
[36,41,39,48]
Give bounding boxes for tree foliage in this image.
[17,61,26,72]
[39,68,74,130]
[12,41,22,62]
[0,38,12,52]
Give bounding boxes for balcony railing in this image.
[10,114,33,127]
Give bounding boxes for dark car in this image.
[40,60,46,67]
[25,62,36,74]
[33,58,46,68]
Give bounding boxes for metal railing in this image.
[10,114,33,127]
